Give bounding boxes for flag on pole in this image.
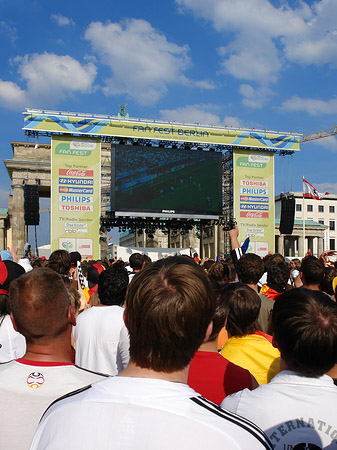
[303,178,329,200]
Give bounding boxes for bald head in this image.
[9,268,71,343]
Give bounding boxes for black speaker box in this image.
[279,195,295,235]
[24,184,40,226]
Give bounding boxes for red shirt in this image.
[188,350,253,405]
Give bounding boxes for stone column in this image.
[278,235,284,256]
[0,218,6,250]
[11,184,25,256]
[298,235,304,258]
[318,237,324,257]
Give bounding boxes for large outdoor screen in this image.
[111,144,223,219]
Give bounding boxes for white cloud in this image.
[315,182,337,194]
[303,135,337,152]
[282,0,337,66]
[51,14,75,27]
[239,84,275,109]
[0,53,97,109]
[176,0,337,105]
[16,53,96,96]
[85,19,209,105]
[0,80,26,107]
[0,21,17,45]
[160,104,221,125]
[159,104,244,128]
[281,96,337,115]
[316,135,337,151]
[179,75,216,90]
[223,115,243,128]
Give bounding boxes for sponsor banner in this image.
[240,212,269,218]
[59,177,94,186]
[240,196,269,203]
[240,180,268,187]
[59,195,93,204]
[64,228,88,234]
[59,204,94,212]
[23,111,301,151]
[59,187,94,194]
[51,136,101,259]
[65,222,88,228]
[246,227,264,233]
[234,149,274,256]
[59,169,94,177]
[240,204,269,211]
[240,187,268,195]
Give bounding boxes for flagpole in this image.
[302,176,305,257]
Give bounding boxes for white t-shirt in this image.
[0,358,106,450]
[74,305,129,375]
[30,376,272,450]
[222,370,337,449]
[0,315,26,362]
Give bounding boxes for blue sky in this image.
[1,0,337,245]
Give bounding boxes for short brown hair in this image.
[220,282,261,337]
[9,268,70,343]
[46,250,71,284]
[125,262,216,372]
[236,253,264,285]
[300,256,325,285]
[272,288,337,377]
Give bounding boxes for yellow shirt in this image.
[220,333,280,385]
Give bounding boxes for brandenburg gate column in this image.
[10,183,26,255]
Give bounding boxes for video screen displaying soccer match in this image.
[111,144,223,219]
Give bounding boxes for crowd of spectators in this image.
[1,235,337,449]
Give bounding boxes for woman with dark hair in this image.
[0,260,26,362]
[220,283,280,385]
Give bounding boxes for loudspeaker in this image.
[24,184,40,226]
[279,195,295,235]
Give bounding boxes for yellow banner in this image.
[233,150,275,256]
[24,112,300,151]
[51,135,101,259]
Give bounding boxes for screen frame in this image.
[110,144,223,220]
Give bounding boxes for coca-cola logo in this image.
[66,170,86,177]
[59,169,93,177]
[240,211,269,219]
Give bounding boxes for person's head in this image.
[129,253,145,271]
[202,259,215,273]
[300,256,325,286]
[223,257,236,282]
[46,250,71,284]
[0,261,25,317]
[142,254,152,268]
[67,286,81,317]
[320,266,337,296]
[9,268,74,344]
[220,282,261,337]
[97,262,129,306]
[235,253,264,285]
[291,258,301,271]
[87,263,105,289]
[207,297,229,342]
[272,288,337,377]
[125,259,216,372]
[70,251,81,268]
[267,261,290,290]
[208,261,230,293]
